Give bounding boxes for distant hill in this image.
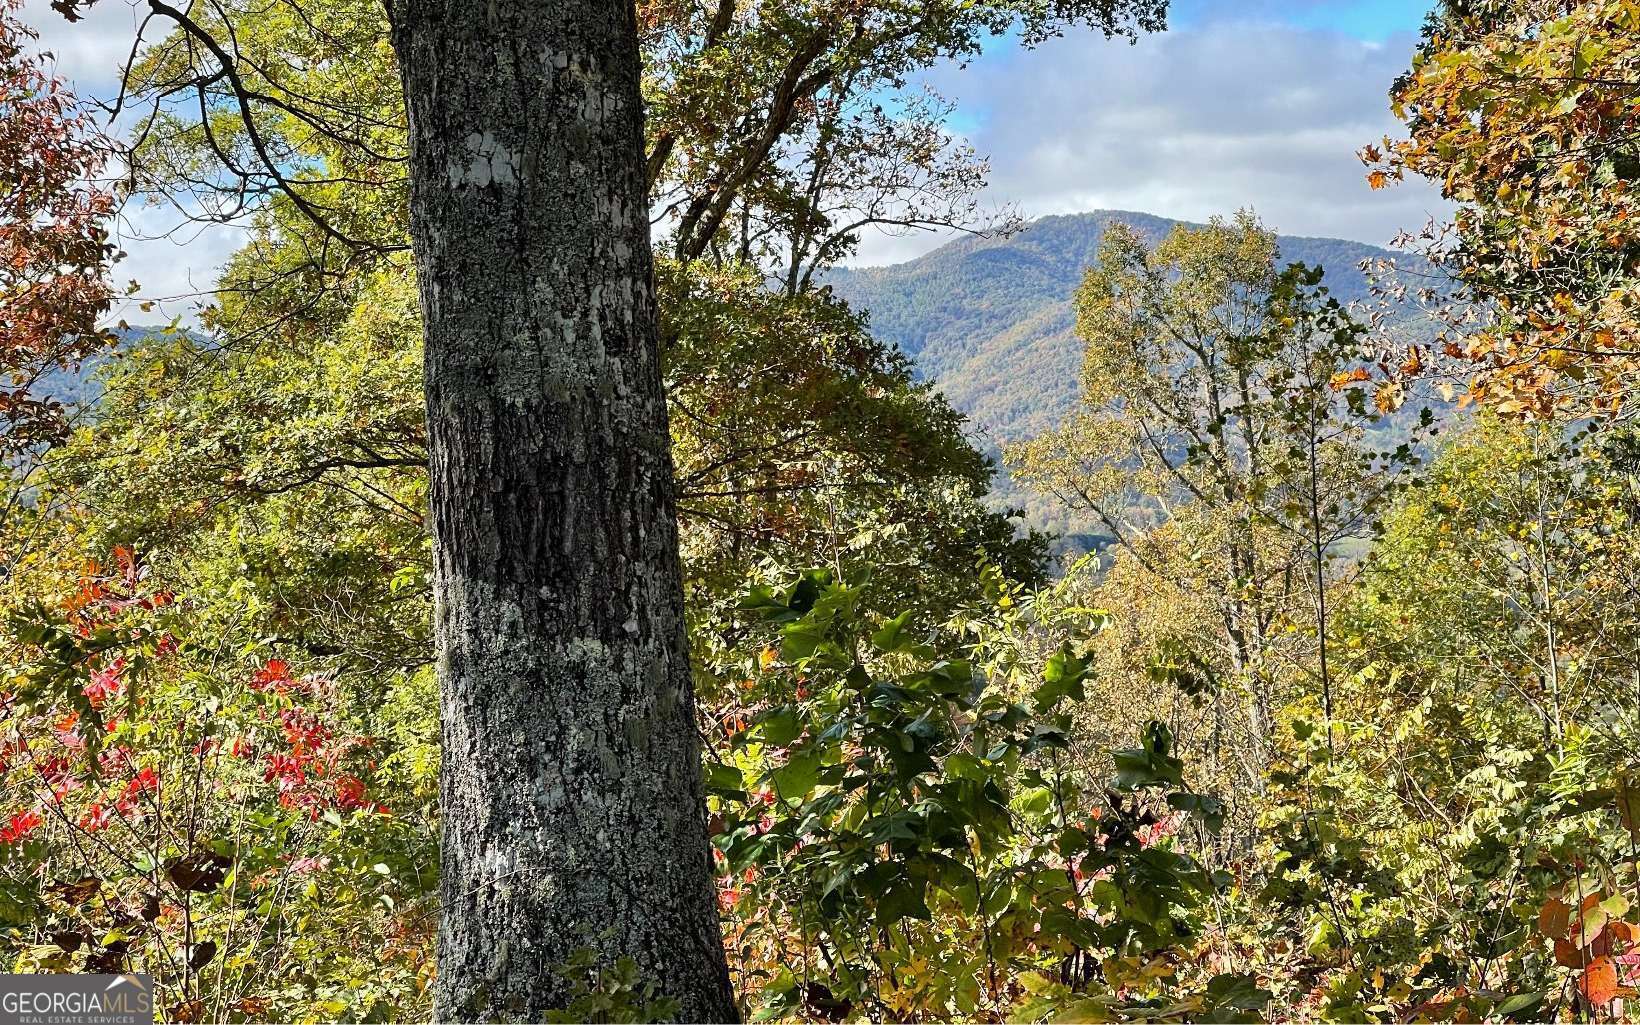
[824,210,1421,551]
[33,325,194,412]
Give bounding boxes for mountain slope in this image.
[824,210,1409,545]
[828,210,1397,445]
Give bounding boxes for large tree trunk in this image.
[390,2,737,1020]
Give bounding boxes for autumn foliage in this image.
[0,0,114,457]
[0,550,431,1019]
[11,0,1640,1020]
[1368,0,1640,418]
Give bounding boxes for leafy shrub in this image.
[706,567,1266,1021]
[0,551,436,1022]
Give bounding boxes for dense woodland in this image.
[1,0,1640,1022]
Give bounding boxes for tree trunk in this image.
[390,1,738,1020]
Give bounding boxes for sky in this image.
[854,0,1451,265]
[20,0,1452,319]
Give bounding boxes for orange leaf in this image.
[1579,957,1620,1007]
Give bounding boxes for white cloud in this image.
[22,2,1455,296]
[850,18,1452,265]
[107,203,247,327]
[22,0,146,95]
[19,0,237,325]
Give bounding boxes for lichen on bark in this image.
[389,0,738,1019]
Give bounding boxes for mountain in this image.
[824,210,1414,548]
[33,325,191,409]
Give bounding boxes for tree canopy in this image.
[9,0,1640,1019]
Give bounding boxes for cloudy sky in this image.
[22,0,1452,319]
[21,0,247,324]
[855,0,1451,264]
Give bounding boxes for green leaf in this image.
[1034,643,1089,710]
[944,752,985,782]
[704,761,744,799]
[760,707,802,748]
[780,624,826,661]
[1167,792,1225,833]
[771,749,822,803]
[1494,992,1545,1021]
[1204,973,1272,1012]
[1016,785,1054,818]
[876,880,930,927]
[871,610,913,653]
[1111,721,1185,791]
[737,585,789,620]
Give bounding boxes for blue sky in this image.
[942,0,1431,134]
[1174,0,1431,40]
[22,0,1451,317]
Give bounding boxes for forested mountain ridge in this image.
[828,209,1401,445]
[825,210,1417,543]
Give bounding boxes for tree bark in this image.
[390,1,737,1020]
